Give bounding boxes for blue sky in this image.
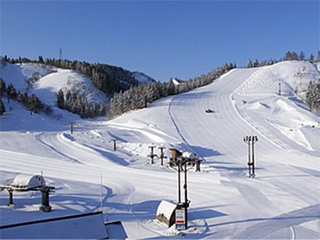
[1,1,319,82]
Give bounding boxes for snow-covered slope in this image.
[235,61,319,99]
[0,61,319,239]
[0,60,108,110]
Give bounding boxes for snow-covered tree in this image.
[57,89,65,109]
[306,79,320,112]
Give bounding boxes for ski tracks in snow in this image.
[35,132,82,164]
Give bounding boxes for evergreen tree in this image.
[299,51,305,61]
[38,56,44,63]
[285,51,298,61]
[0,98,5,115]
[28,94,43,114]
[57,89,65,109]
[6,83,17,102]
[0,78,6,98]
[19,92,29,106]
[309,53,314,63]
[306,79,320,112]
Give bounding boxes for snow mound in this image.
[235,61,319,99]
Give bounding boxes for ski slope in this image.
[0,61,320,239]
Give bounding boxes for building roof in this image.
[0,211,108,239]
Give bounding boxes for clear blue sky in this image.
[1,0,319,82]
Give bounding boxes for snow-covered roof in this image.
[156,200,176,221]
[11,174,45,189]
[182,151,197,160]
[0,212,107,239]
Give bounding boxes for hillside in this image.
[0,61,320,239]
[0,59,156,118]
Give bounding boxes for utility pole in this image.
[251,136,258,176]
[177,160,182,204]
[148,145,157,164]
[59,47,62,60]
[183,161,189,230]
[158,146,167,166]
[243,136,258,177]
[169,156,196,230]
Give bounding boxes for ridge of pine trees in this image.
[246,51,319,68]
[1,56,154,118]
[108,63,235,118]
[109,50,320,118]
[2,56,152,96]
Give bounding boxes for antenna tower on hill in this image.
[59,48,62,60]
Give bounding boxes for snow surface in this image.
[0,61,320,239]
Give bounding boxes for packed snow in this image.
[0,60,320,239]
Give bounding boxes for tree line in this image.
[57,88,106,118]
[0,78,52,116]
[246,51,319,68]
[108,63,235,118]
[2,50,319,118]
[2,55,147,96]
[2,56,147,118]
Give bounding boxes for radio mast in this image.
[59,48,62,60]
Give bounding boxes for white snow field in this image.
[0,60,320,239]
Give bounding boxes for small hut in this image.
[156,200,176,227]
[169,148,183,160]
